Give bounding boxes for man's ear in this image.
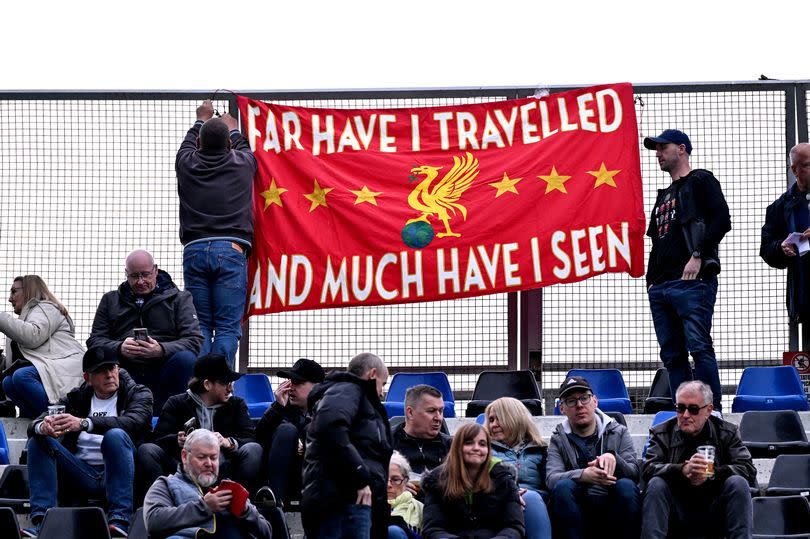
[366,367,377,381]
[405,405,413,419]
[83,372,90,383]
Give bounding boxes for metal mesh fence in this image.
[0,83,804,414]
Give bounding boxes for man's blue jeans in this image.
[27,428,135,526]
[549,478,640,539]
[183,240,248,368]
[648,279,723,409]
[2,366,49,418]
[317,504,372,539]
[124,351,197,415]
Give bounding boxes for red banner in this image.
[238,83,645,316]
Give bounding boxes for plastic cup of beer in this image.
[410,472,422,495]
[697,445,715,478]
[47,404,65,416]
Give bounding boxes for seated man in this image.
[391,384,451,481]
[137,353,263,501]
[641,380,756,538]
[24,347,153,538]
[87,249,202,414]
[144,428,272,539]
[546,376,640,539]
[255,357,324,505]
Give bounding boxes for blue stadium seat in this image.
[384,372,456,418]
[641,411,677,458]
[476,413,485,425]
[732,366,810,413]
[0,421,9,465]
[233,374,275,419]
[554,369,632,415]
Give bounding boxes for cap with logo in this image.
[558,375,593,399]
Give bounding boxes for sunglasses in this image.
[675,403,710,415]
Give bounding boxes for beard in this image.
[190,469,218,488]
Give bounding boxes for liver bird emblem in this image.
[406,152,479,238]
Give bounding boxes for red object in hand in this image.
[216,479,250,516]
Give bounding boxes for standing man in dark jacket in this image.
[24,347,153,537]
[176,100,257,368]
[546,376,640,539]
[761,142,810,350]
[255,357,324,506]
[136,353,263,500]
[641,380,756,538]
[644,130,731,409]
[88,249,202,414]
[302,352,392,539]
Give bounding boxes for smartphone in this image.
[133,328,149,341]
[184,417,197,434]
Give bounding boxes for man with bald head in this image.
[761,142,810,350]
[176,100,256,368]
[88,249,202,414]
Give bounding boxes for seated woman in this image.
[388,450,423,539]
[422,423,524,539]
[486,397,552,539]
[0,275,84,418]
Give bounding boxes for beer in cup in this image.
[697,445,715,478]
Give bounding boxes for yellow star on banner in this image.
[260,178,288,209]
[537,166,572,194]
[488,173,522,198]
[349,185,382,205]
[304,179,334,212]
[587,162,621,188]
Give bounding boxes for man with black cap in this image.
[546,376,640,539]
[135,353,263,502]
[24,346,153,537]
[643,130,731,410]
[255,357,325,506]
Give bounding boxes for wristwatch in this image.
[691,250,701,258]
[80,418,90,432]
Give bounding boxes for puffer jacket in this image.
[302,371,392,539]
[491,439,548,494]
[87,270,202,366]
[422,458,524,539]
[546,408,639,489]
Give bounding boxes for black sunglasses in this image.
[675,403,710,415]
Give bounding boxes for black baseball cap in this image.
[277,358,325,384]
[559,376,593,399]
[83,347,120,374]
[643,129,692,154]
[193,353,242,384]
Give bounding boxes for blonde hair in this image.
[16,275,69,317]
[441,423,492,499]
[485,397,545,448]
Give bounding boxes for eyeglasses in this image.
[126,267,155,281]
[9,287,22,297]
[562,394,593,408]
[388,476,405,485]
[675,403,710,415]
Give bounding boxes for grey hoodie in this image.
[545,408,639,489]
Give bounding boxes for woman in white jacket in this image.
[0,275,84,417]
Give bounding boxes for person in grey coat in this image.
[144,428,271,539]
[546,376,640,539]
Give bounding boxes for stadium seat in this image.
[765,455,810,496]
[732,366,810,413]
[643,368,675,414]
[383,372,456,418]
[752,495,810,538]
[554,369,632,415]
[604,411,627,427]
[476,413,485,425]
[0,506,21,539]
[233,374,275,419]
[465,370,543,417]
[128,507,147,539]
[0,464,29,513]
[739,410,810,458]
[37,507,111,539]
[0,421,10,465]
[641,411,677,458]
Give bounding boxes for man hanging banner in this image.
[237,83,645,316]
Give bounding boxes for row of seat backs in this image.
[753,495,810,537]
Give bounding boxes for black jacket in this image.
[761,183,810,322]
[151,391,256,461]
[391,422,452,474]
[87,270,202,367]
[302,371,392,539]
[642,415,756,489]
[255,401,310,448]
[176,120,257,247]
[422,460,525,539]
[28,369,153,451]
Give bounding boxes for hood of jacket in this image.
[116,269,178,302]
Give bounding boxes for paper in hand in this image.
[786,232,810,256]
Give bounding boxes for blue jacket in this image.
[490,439,548,495]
